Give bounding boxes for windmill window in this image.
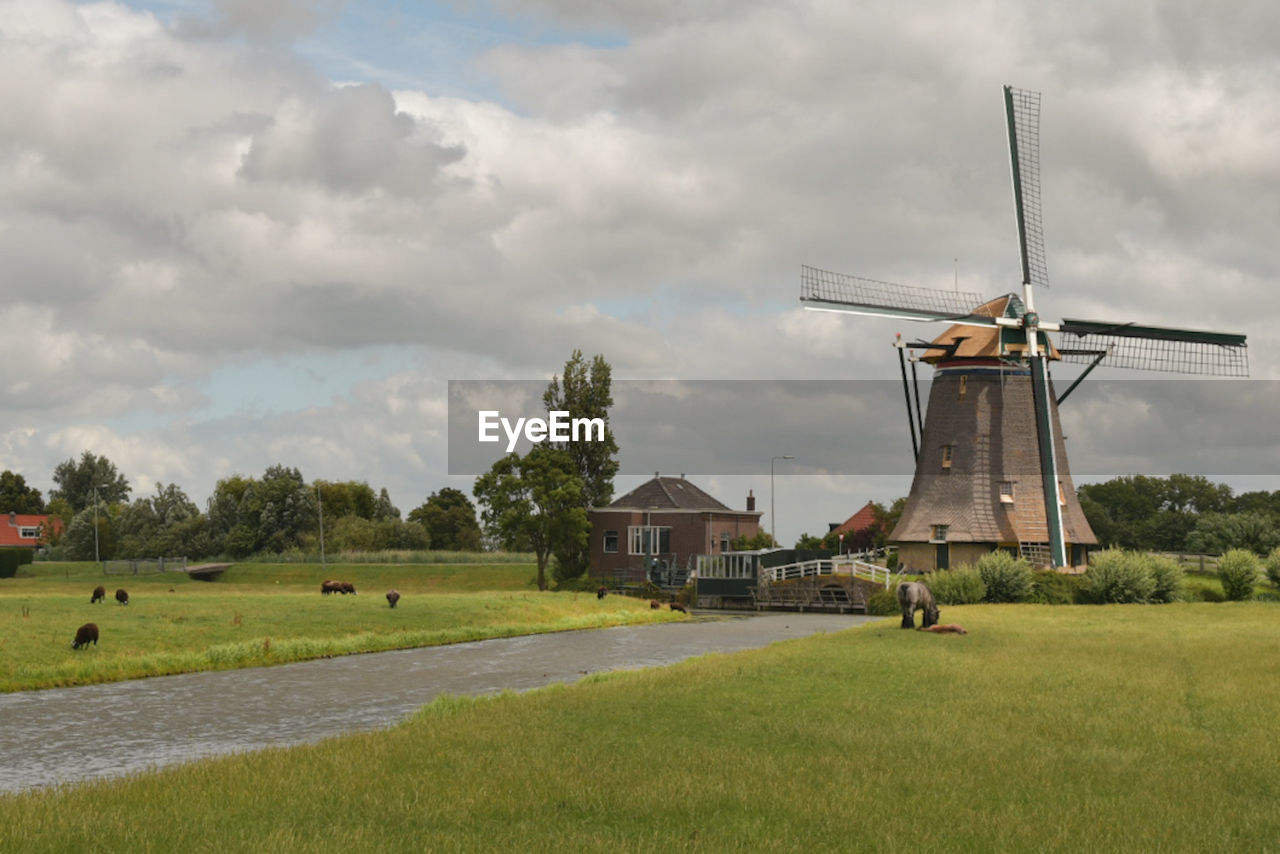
[958,376,968,399]
[603,530,619,554]
[1058,481,1067,506]
[998,481,1014,503]
[930,525,949,543]
[941,445,954,469]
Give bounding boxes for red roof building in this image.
[830,501,878,538]
[1,513,60,548]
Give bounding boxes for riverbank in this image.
[2,604,1277,852]
[0,562,677,691]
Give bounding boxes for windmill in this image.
[801,86,1249,571]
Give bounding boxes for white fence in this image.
[761,556,892,588]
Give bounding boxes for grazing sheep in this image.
[918,624,968,635]
[72,622,99,650]
[596,586,608,600]
[321,580,341,595]
[386,589,400,608]
[650,600,661,609]
[669,602,687,614]
[340,582,357,595]
[115,589,129,606]
[90,585,106,604]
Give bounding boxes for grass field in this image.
[2,603,1277,852]
[0,561,677,692]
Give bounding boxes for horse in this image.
[896,582,939,629]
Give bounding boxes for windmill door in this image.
[934,543,950,570]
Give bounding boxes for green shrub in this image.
[0,548,35,578]
[1147,555,1186,603]
[1198,586,1225,603]
[1082,549,1156,604]
[976,551,1034,603]
[866,589,900,616]
[1030,570,1085,605]
[928,567,986,605]
[1217,549,1261,601]
[1265,547,1280,590]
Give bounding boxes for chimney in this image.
[746,490,755,512]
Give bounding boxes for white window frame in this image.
[628,525,671,555]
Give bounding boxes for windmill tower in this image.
[801,86,1249,571]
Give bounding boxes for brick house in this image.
[1,512,60,549]
[588,475,762,580]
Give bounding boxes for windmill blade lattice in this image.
[1005,86,1049,290]
[1056,321,1249,376]
[801,265,988,322]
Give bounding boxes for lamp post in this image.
[92,483,100,566]
[317,484,326,571]
[770,455,795,545]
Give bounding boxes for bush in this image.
[1082,549,1157,604]
[1030,570,1085,605]
[1147,555,1186,603]
[0,548,35,578]
[1265,547,1280,590]
[867,589,900,616]
[976,551,1034,603]
[1217,549,1261,601]
[928,567,986,605]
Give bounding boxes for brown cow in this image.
[386,590,400,608]
[115,589,129,606]
[918,624,968,635]
[90,585,106,604]
[72,622,99,649]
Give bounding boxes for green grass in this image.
[0,562,677,692]
[2,604,1278,852]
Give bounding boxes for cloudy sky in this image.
[2,0,1277,544]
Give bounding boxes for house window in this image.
[720,533,731,553]
[941,445,954,469]
[603,530,619,554]
[18,526,39,539]
[930,524,949,543]
[629,526,671,555]
[998,481,1014,503]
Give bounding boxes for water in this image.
[0,612,876,793]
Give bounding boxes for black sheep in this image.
[90,585,106,604]
[596,586,608,600]
[72,622,99,650]
[386,589,400,608]
[115,588,129,605]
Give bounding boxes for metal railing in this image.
[102,557,188,575]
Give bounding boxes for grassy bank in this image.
[2,603,1277,851]
[0,562,677,692]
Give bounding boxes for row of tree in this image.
[1,454,484,561]
[1078,474,1280,555]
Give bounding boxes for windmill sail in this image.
[1005,86,1048,290]
[1057,319,1248,376]
[800,265,991,324]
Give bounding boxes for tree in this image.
[0,471,44,514]
[542,350,619,580]
[731,531,779,550]
[49,451,131,513]
[473,446,589,591]
[408,488,482,551]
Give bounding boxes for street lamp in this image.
[92,483,100,566]
[770,455,795,545]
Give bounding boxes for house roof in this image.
[606,476,734,512]
[0,513,57,548]
[831,501,877,536]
